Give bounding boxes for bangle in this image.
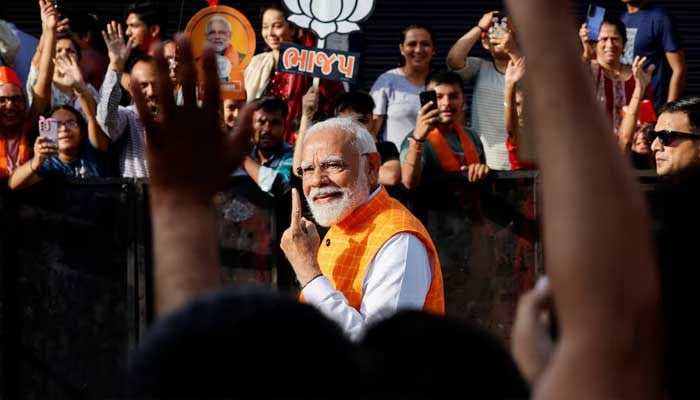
[477,25,486,32]
[411,134,426,143]
[300,273,323,290]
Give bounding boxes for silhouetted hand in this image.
[512,276,555,385]
[131,35,253,204]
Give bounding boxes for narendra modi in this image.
[280,117,444,340]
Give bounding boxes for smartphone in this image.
[419,90,437,112]
[38,117,58,145]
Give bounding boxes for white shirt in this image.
[302,188,434,341]
[96,69,148,178]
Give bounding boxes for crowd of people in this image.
[1,0,699,398]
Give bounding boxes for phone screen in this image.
[419,90,437,112]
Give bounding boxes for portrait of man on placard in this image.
[185,5,256,100]
[205,15,246,81]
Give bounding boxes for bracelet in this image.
[477,25,487,33]
[411,134,426,143]
[29,162,37,173]
[300,273,323,290]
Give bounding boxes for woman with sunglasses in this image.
[8,55,110,190]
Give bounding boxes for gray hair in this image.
[206,16,232,34]
[303,117,377,157]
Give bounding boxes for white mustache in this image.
[308,186,344,201]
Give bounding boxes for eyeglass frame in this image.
[0,95,24,105]
[647,129,700,146]
[296,153,372,178]
[53,119,79,129]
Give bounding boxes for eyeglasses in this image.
[0,95,24,105]
[647,129,700,146]
[296,154,371,178]
[55,119,78,129]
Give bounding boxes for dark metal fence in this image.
[0,173,540,399]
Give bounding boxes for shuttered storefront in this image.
[2,0,698,95]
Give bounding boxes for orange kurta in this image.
[316,187,444,314]
[0,128,31,179]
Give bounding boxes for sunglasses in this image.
[647,130,700,146]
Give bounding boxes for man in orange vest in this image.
[400,70,490,189]
[0,66,33,179]
[281,117,444,340]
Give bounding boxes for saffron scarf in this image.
[426,123,481,172]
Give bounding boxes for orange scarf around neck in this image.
[426,123,481,172]
[1,128,30,178]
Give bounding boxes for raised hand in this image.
[280,188,322,287]
[413,101,440,141]
[31,136,58,169]
[102,21,136,72]
[505,57,526,85]
[632,56,655,91]
[578,22,590,43]
[579,23,595,61]
[478,11,499,31]
[301,86,319,119]
[130,35,253,203]
[54,54,84,90]
[56,17,71,34]
[511,277,555,385]
[39,0,60,31]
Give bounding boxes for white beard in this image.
[306,172,369,227]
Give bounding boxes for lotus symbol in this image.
[283,0,375,39]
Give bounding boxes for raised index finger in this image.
[290,188,302,231]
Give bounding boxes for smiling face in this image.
[0,84,26,131]
[130,60,159,114]
[206,19,232,53]
[400,28,434,71]
[261,9,295,52]
[596,22,624,65]
[427,81,464,126]
[52,108,83,153]
[301,128,371,227]
[651,112,700,176]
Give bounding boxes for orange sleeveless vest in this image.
[316,187,445,314]
[0,127,31,179]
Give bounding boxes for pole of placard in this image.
[312,38,326,89]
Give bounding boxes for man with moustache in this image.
[280,117,444,340]
[240,97,293,197]
[97,21,160,177]
[204,16,246,80]
[0,67,35,178]
[401,70,490,189]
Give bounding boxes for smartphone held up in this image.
[38,116,58,145]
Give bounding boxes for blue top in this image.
[622,5,683,109]
[249,141,294,197]
[37,140,111,179]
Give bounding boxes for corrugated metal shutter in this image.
[2,0,698,96]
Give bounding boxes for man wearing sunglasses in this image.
[649,97,700,176]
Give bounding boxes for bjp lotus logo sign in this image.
[282,0,376,40]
